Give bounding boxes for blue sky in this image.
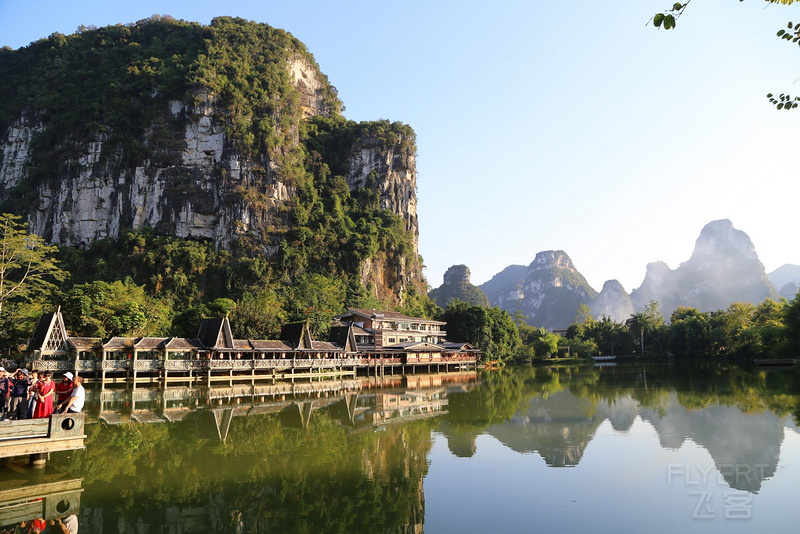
[1,0,798,292]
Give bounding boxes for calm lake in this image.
[38,363,800,533]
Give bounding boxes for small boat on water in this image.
[592,355,617,361]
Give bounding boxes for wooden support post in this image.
[30,453,47,467]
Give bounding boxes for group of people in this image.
[1,515,78,534]
[0,369,85,420]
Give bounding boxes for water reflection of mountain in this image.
[638,395,783,492]
[487,392,640,467]
[483,388,784,491]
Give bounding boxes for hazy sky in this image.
[1,0,798,292]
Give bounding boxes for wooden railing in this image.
[0,413,86,458]
[27,353,478,375]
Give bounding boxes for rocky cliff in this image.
[479,265,528,313]
[591,280,634,323]
[521,251,597,330]
[0,17,422,303]
[479,252,598,330]
[429,264,490,308]
[630,219,778,317]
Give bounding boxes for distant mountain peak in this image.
[429,264,489,308]
[632,220,777,316]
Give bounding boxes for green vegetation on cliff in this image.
[0,18,429,344]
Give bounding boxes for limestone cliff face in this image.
[429,264,489,308]
[521,251,597,330]
[631,219,778,316]
[0,26,422,302]
[346,133,418,249]
[479,265,528,312]
[480,252,597,330]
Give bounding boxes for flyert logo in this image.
[666,464,775,520]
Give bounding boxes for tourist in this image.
[27,370,39,417]
[0,368,10,418]
[32,372,55,419]
[55,372,75,407]
[56,377,84,414]
[9,369,29,420]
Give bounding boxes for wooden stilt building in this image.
[24,309,481,382]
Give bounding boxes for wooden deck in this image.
[0,414,86,459]
[31,355,478,385]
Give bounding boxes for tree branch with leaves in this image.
[0,213,66,318]
[651,0,800,109]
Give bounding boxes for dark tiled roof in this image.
[68,337,102,350]
[233,339,253,350]
[327,326,350,347]
[279,322,305,345]
[197,318,228,348]
[26,312,56,351]
[103,337,136,350]
[345,308,446,325]
[442,342,478,351]
[134,337,169,349]
[164,338,205,350]
[311,341,341,351]
[250,340,292,351]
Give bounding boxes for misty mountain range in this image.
[430,219,797,329]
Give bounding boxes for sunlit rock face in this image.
[429,264,490,308]
[631,219,778,317]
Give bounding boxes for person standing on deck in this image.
[55,372,75,409]
[0,368,10,418]
[57,376,85,414]
[9,369,29,419]
[27,370,39,418]
[32,372,55,419]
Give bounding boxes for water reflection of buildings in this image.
[475,389,786,492]
[86,372,478,436]
[0,463,82,531]
[72,373,477,533]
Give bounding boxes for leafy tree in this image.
[441,301,520,361]
[629,300,663,356]
[230,290,285,339]
[61,280,170,338]
[528,327,562,359]
[668,307,712,356]
[285,274,346,338]
[575,302,593,325]
[0,213,66,318]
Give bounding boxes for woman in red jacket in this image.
[32,372,55,418]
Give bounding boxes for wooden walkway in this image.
[0,414,86,461]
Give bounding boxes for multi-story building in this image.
[335,308,448,349]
